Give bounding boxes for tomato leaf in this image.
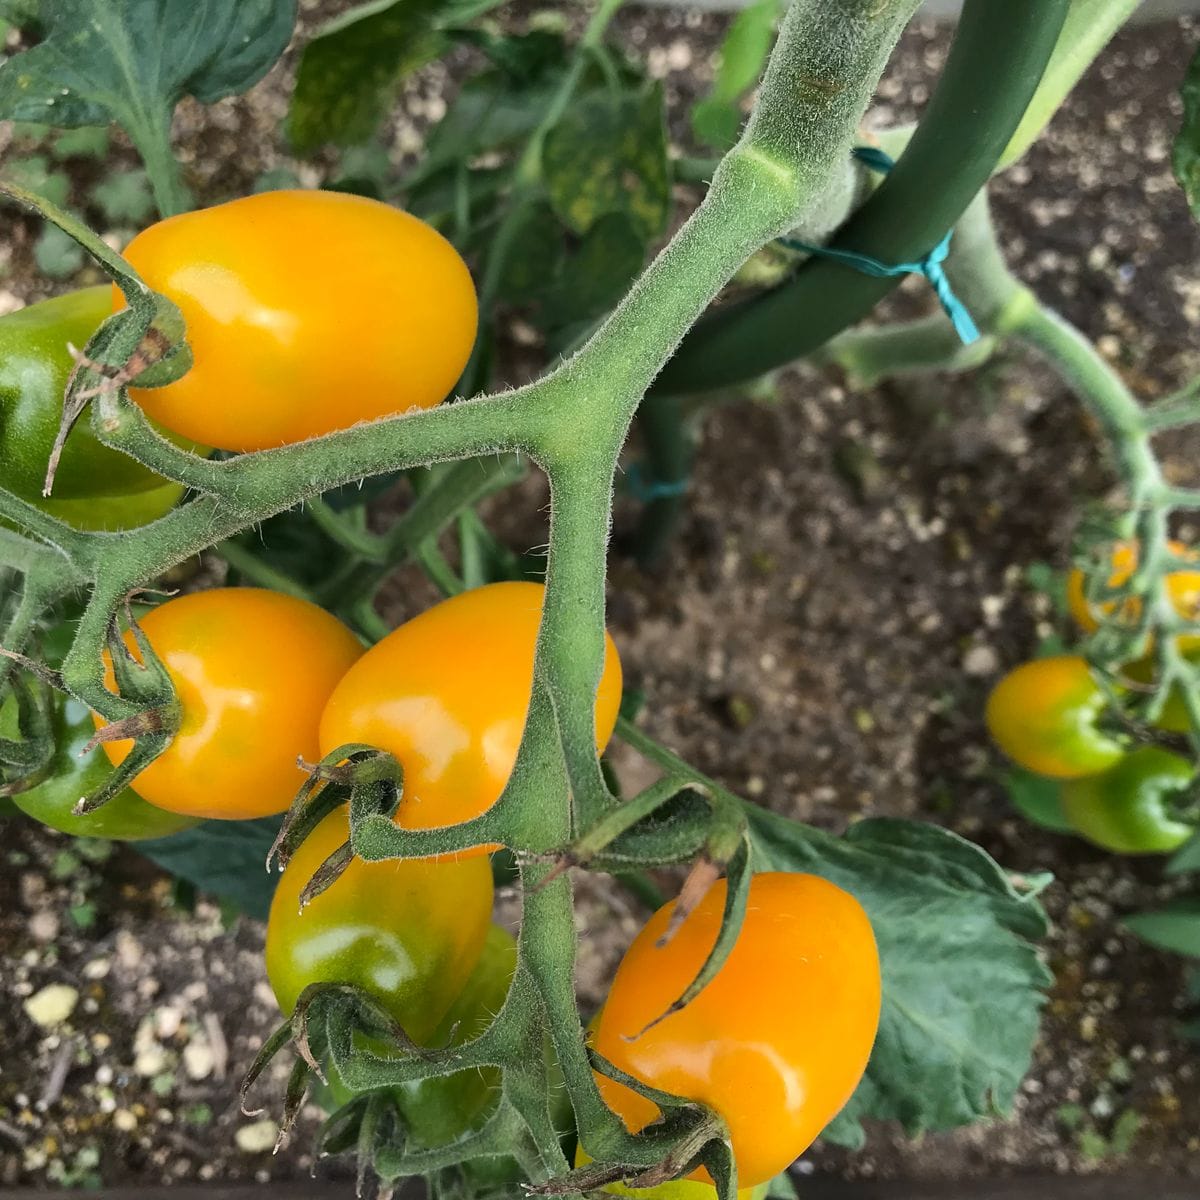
[1174,42,1200,220]
[288,0,447,153]
[745,808,1051,1148]
[137,816,284,920]
[543,83,671,241]
[1167,830,1200,877]
[691,0,779,149]
[0,0,294,133]
[1004,767,1074,834]
[1123,897,1200,958]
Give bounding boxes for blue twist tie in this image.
[779,146,980,346]
[624,462,689,502]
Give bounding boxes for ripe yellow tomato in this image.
[1067,539,1200,641]
[119,190,478,451]
[591,872,881,1189]
[984,656,1125,779]
[319,581,623,839]
[96,588,364,819]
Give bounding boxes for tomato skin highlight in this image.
[319,581,623,842]
[591,872,881,1189]
[96,588,364,820]
[264,808,494,1045]
[0,288,186,528]
[984,656,1125,779]
[119,190,479,452]
[1060,747,1195,854]
[11,697,198,841]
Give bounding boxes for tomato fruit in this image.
[984,656,1125,779]
[265,807,494,1045]
[319,581,623,837]
[590,872,880,1189]
[10,696,198,840]
[313,923,516,1147]
[0,287,186,529]
[96,588,364,819]
[119,190,479,452]
[1060,747,1195,854]
[1067,540,1200,643]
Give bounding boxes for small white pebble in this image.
[235,1118,279,1154]
[23,984,78,1028]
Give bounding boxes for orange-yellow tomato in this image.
[1067,540,1200,638]
[96,588,364,819]
[319,581,623,840]
[984,656,1125,780]
[119,190,478,452]
[591,872,881,1189]
[265,808,494,1044]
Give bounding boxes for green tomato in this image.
[1060,747,1196,854]
[11,697,199,840]
[0,287,193,527]
[313,924,517,1147]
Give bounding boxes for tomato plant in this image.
[2,0,1190,1195]
[96,588,364,819]
[1060,747,1196,855]
[119,190,478,452]
[265,807,495,1043]
[0,287,186,530]
[985,656,1126,779]
[319,580,623,835]
[591,872,880,1188]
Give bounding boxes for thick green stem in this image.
[124,103,191,218]
[653,0,1071,396]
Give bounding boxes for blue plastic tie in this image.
[624,462,689,502]
[779,146,980,346]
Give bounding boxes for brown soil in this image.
[2,3,1200,1191]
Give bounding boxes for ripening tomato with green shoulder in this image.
[984,656,1126,779]
[265,808,494,1045]
[118,190,479,452]
[589,872,881,1190]
[0,287,188,530]
[94,588,364,819]
[312,923,516,1147]
[319,581,623,846]
[1060,746,1196,854]
[8,697,198,840]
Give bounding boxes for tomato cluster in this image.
[985,544,1199,855]
[6,190,884,1193]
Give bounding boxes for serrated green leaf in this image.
[288,0,446,153]
[747,808,1050,1146]
[552,212,646,327]
[1173,42,1200,219]
[543,83,670,241]
[1124,897,1200,958]
[1005,768,1074,834]
[0,0,294,132]
[89,167,154,224]
[34,221,85,278]
[691,0,778,149]
[137,816,284,919]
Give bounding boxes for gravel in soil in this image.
[2,3,1200,1189]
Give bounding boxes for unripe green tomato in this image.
[1060,747,1196,854]
[0,288,191,529]
[312,924,516,1147]
[11,697,199,840]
